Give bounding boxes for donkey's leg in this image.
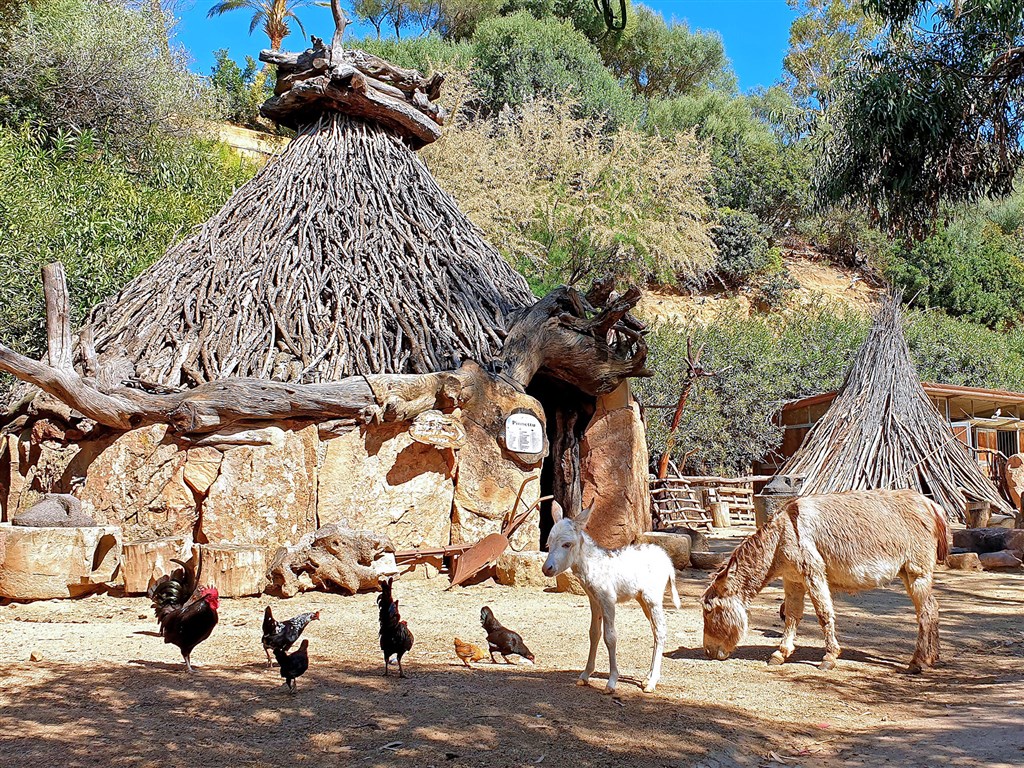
[578,594,603,687]
[601,603,619,694]
[901,570,940,673]
[638,596,666,693]
[804,571,841,670]
[770,578,806,665]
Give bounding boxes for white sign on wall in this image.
[505,412,543,454]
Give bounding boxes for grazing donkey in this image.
[702,489,949,673]
[542,504,679,693]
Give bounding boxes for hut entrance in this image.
[527,375,595,549]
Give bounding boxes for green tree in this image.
[210,49,273,127]
[470,11,637,125]
[816,0,1024,237]
[783,0,881,110]
[207,0,315,51]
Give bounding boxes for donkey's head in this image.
[542,503,590,577]
[701,559,747,660]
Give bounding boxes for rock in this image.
[638,532,691,570]
[1004,529,1024,557]
[78,425,198,540]
[662,525,710,553]
[372,553,400,581]
[987,515,1016,529]
[409,409,467,449]
[12,494,95,527]
[182,447,223,497]
[30,650,43,662]
[952,528,1009,554]
[495,551,554,588]
[689,551,728,571]
[198,544,270,597]
[1005,454,1024,510]
[450,365,546,551]
[978,550,1023,570]
[121,537,192,595]
[400,556,443,580]
[580,386,651,549]
[0,524,122,600]
[318,422,454,550]
[201,424,318,548]
[555,570,587,595]
[945,552,984,571]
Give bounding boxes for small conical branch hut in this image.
[0,6,653,598]
[775,296,1012,521]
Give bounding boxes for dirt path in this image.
[1,566,1021,767]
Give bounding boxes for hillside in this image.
[638,253,881,325]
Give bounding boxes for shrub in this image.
[753,268,800,311]
[0,0,211,152]
[209,50,274,130]
[0,126,258,360]
[422,99,715,292]
[710,209,779,286]
[470,11,638,127]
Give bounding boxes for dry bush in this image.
[423,97,716,291]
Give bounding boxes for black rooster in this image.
[377,578,414,677]
[274,639,310,692]
[480,606,534,664]
[148,558,219,672]
[262,606,320,666]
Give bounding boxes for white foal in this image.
[542,505,679,693]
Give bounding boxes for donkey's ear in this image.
[575,505,593,528]
[550,500,564,523]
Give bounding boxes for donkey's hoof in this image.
[576,677,589,687]
[768,652,786,666]
[907,661,924,675]
[602,685,616,695]
[818,658,836,671]
[642,680,657,693]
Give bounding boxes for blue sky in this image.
[171,1,798,93]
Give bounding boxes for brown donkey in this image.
[702,489,950,673]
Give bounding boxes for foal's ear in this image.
[575,505,593,528]
[550,501,564,523]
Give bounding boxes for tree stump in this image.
[121,537,192,595]
[710,501,731,529]
[197,543,271,598]
[0,523,121,599]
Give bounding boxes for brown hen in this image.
[454,637,487,667]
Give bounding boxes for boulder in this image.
[198,544,270,597]
[1004,529,1024,557]
[638,532,691,570]
[78,425,198,540]
[978,550,1023,570]
[201,424,317,548]
[945,552,984,572]
[580,386,651,549]
[0,523,122,599]
[689,551,728,571]
[662,525,710,553]
[555,570,587,595]
[451,418,542,550]
[121,537,193,595]
[987,514,1016,529]
[952,528,1009,554]
[318,422,454,550]
[495,551,554,588]
[12,494,94,527]
[400,556,443,581]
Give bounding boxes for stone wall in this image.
[0,399,547,558]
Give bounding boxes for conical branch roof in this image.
[80,114,534,386]
[777,297,1011,520]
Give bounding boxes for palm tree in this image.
[207,0,314,51]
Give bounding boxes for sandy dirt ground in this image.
[1,538,1022,768]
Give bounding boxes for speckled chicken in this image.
[262,606,320,666]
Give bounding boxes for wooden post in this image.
[42,262,73,371]
[710,501,731,528]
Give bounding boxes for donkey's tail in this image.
[931,501,950,564]
[668,567,680,610]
